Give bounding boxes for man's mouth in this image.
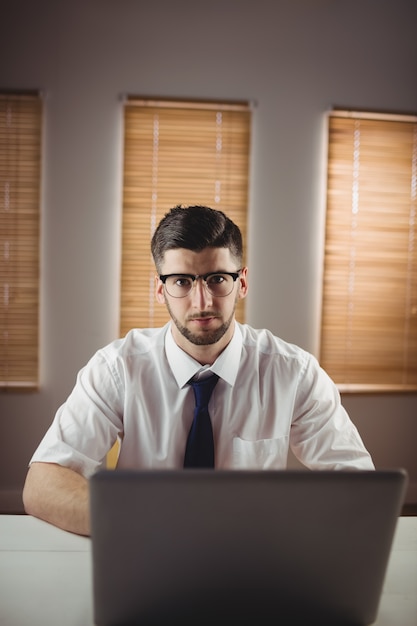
[187,313,220,325]
[187,312,220,321]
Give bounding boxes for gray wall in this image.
[1,0,416,511]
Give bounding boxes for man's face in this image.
[155,247,248,357]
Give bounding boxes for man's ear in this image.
[238,267,248,299]
[155,275,165,304]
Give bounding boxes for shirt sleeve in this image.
[29,350,124,478]
[290,354,375,470]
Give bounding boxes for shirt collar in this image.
[165,322,242,388]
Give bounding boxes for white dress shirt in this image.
[30,322,374,476]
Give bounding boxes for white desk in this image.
[0,515,416,626]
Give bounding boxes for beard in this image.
[165,300,236,346]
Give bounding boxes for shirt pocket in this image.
[232,436,289,469]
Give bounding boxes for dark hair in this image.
[151,205,243,272]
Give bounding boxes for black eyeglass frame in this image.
[159,270,242,298]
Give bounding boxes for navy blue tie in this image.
[184,374,219,468]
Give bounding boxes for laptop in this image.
[89,468,408,626]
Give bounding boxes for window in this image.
[0,93,42,389]
[320,110,417,391]
[120,97,251,336]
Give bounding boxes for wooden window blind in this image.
[320,111,417,392]
[120,98,251,336]
[0,93,42,389]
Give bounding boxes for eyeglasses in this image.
[159,271,242,298]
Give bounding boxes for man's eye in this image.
[175,277,192,287]
[207,274,225,285]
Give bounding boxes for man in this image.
[23,205,374,536]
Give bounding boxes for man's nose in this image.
[190,278,213,308]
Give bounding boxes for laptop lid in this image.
[89,468,407,626]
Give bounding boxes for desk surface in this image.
[0,515,416,626]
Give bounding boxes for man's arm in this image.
[22,462,90,536]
